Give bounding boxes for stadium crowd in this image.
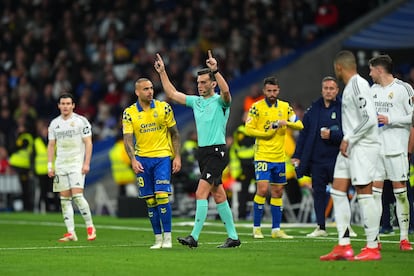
[0,0,388,150]
[1,0,413,215]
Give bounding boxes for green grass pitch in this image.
[0,213,413,275]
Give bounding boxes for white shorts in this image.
[53,172,85,192]
[374,153,409,182]
[333,144,379,185]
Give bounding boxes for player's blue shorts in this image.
[136,156,172,198]
[254,161,287,185]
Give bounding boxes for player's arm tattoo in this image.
[169,125,181,157]
[123,133,136,161]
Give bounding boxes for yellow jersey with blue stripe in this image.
[122,100,176,158]
[245,98,303,162]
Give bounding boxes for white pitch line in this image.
[0,219,401,252]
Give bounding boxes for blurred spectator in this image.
[29,52,51,84]
[75,67,102,102]
[35,83,59,121]
[0,50,13,72]
[13,75,34,104]
[0,0,388,166]
[99,11,125,39]
[13,99,37,128]
[229,124,255,220]
[243,83,264,121]
[0,146,11,175]
[109,132,138,198]
[52,66,72,100]
[75,92,97,122]
[33,119,60,213]
[93,101,117,140]
[314,0,339,34]
[8,123,34,212]
[0,107,15,151]
[171,130,199,216]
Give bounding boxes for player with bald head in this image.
[321,50,381,261]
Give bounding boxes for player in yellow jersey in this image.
[245,76,303,239]
[122,78,181,249]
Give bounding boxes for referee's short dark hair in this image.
[197,68,215,81]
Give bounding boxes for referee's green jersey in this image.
[186,93,230,147]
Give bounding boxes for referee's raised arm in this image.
[206,50,231,104]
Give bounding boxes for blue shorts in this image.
[254,161,286,185]
[136,156,172,198]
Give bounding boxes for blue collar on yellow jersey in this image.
[264,98,279,107]
[136,99,155,111]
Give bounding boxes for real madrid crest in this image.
[331,112,336,119]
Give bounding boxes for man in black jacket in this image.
[292,76,342,237]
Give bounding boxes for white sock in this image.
[72,194,94,227]
[357,194,379,248]
[60,196,75,233]
[331,188,351,245]
[164,232,171,240]
[155,234,163,244]
[372,187,383,241]
[394,187,410,241]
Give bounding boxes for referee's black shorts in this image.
[197,144,228,186]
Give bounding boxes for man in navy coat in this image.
[292,76,343,237]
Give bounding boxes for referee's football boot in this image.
[177,235,198,248]
[217,238,241,248]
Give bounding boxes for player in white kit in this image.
[47,93,96,242]
[321,50,381,261]
[369,54,414,251]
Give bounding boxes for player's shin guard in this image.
[330,188,351,245]
[60,196,75,233]
[72,193,94,227]
[217,201,238,240]
[270,197,282,229]
[155,193,172,233]
[357,194,379,248]
[146,197,162,235]
[394,187,410,240]
[253,195,266,227]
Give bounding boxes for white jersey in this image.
[342,74,379,148]
[48,112,92,173]
[371,78,414,155]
